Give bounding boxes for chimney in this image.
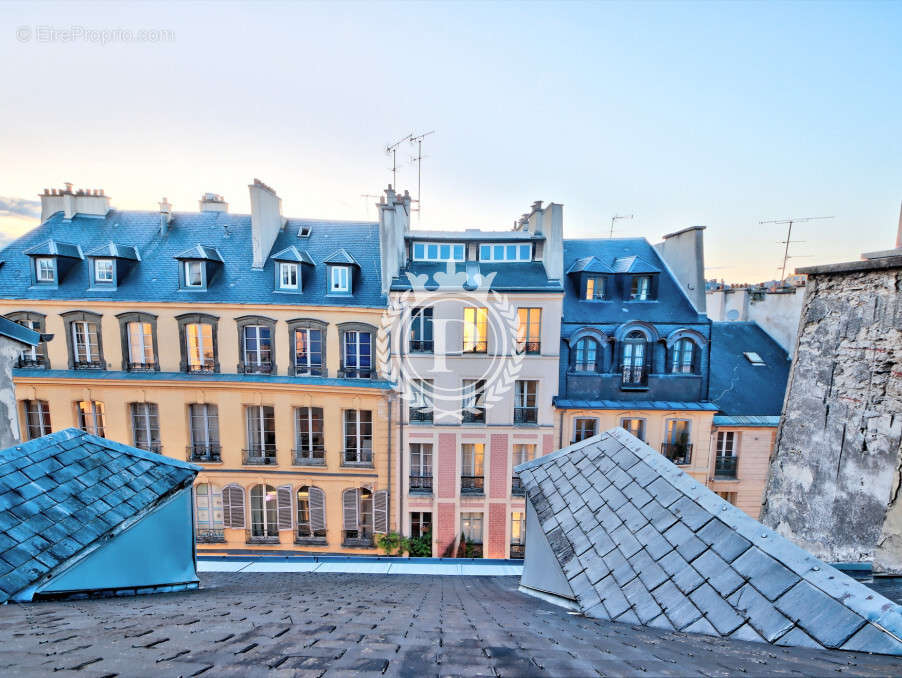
[249,178,284,269]
[525,201,563,281]
[655,226,707,314]
[159,197,173,235]
[40,183,111,222]
[199,192,228,212]
[377,184,410,294]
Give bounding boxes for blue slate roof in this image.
[553,398,718,411]
[323,248,359,266]
[24,239,83,259]
[85,242,139,260]
[0,316,41,346]
[567,256,614,274]
[709,322,790,416]
[612,255,660,274]
[390,261,562,293]
[271,246,314,265]
[0,211,387,308]
[0,428,199,603]
[173,244,224,262]
[713,415,781,427]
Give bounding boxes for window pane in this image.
[480,245,490,260]
[519,244,530,260]
[454,245,465,261]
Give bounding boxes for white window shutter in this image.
[373,490,388,534]
[309,486,326,533]
[342,488,359,531]
[277,485,293,531]
[223,485,245,528]
[211,485,224,527]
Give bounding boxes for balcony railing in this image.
[511,476,525,496]
[245,528,280,544]
[510,543,525,559]
[339,367,374,379]
[661,443,692,466]
[187,444,222,463]
[294,364,324,377]
[196,528,226,543]
[463,342,487,354]
[621,364,648,387]
[409,408,433,423]
[295,532,327,545]
[243,446,277,465]
[74,359,104,370]
[187,360,216,374]
[517,341,541,355]
[127,361,156,372]
[461,475,485,494]
[409,339,433,353]
[239,361,273,374]
[292,447,326,465]
[343,534,375,548]
[135,441,163,454]
[464,543,483,558]
[514,407,538,425]
[461,409,485,424]
[17,355,46,368]
[409,475,433,494]
[715,455,738,478]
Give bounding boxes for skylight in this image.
[743,351,765,366]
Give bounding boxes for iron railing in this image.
[343,535,375,548]
[136,441,163,454]
[463,341,487,353]
[461,409,485,424]
[127,361,156,372]
[621,364,647,387]
[514,407,538,424]
[409,475,433,493]
[461,476,485,494]
[715,455,738,478]
[409,408,433,423]
[245,528,280,544]
[187,444,221,463]
[510,543,525,559]
[74,360,104,370]
[292,448,326,465]
[294,364,324,376]
[196,528,226,543]
[187,360,216,374]
[409,339,433,353]
[242,446,277,465]
[17,355,46,368]
[339,367,374,379]
[661,443,692,465]
[517,340,541,354]
[239,361,273,374]
[511,476,525,496]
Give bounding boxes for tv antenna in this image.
[759,215,833,281]
[609,214,634,238]
[385,133,413,188]
[409,130,435,223]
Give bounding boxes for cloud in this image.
[0,196,40,219]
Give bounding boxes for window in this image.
[511,511,525,559]
[621,418,646,441]
[194,483,224,542]
[297,486,327,539]
[514,380,538,424]
[69,319,102,369]
[94,259,114,283]
[242,325,273,373]
[294,407,324,464]
[249,484,279,538]
[461,443,485,494]
[343,487,380,542]
[574,417,597,443]
[294,326,324,376]
[331,265,350,292]
[410,443,433,493]
[22,400,51,439]
[585,276,605,300]
[744,351,765,366]
[126,321,155,369]
[715,431,738,478]
[130,402,161,452]
[185,322,215,372]
[412,242,465,262]
[621,330,647,386]
[77,401,105,437]
[36,257,55,282]
[671,338,697,374]
[245,405,276,464]
[631,275,651,300]
[8,313,47,367]
[185,260,204,287]
[409,378,433,423]
[222,484,245,528]
[189,403,220,461]
[479,243,531,262]
[511,444,534,495]
[342,329,372,378]
[343,409,373,464]
[717,491,738,506]
[516,308,541,354]
[663,419,692,465]
[460,512,484,545]
[409,307,433,352]
[279,262,299,290]
[574,338,598,372]
[410,511,432,539]
[461,379,486,423]
[463,307,487,353]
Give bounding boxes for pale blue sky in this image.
[2,1,900,281]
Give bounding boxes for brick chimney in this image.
[40,184,110,222]
[199,193,228,212]
[249,178,284,269]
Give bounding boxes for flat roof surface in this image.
[1,572,900,676]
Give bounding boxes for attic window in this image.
[298,225,312,237]
[36,258,55,282]
[413,242,465,262]
[331,265,350,292]
[94,259,114,283]
[185,261,204,288]
[479,244,531,262]
[744,351,765,366]
[279,262,299,290]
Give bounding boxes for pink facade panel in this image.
[438,433,457,499]
[487,502,507,559]
[437,501,457,558]
[543,433,554,457]
[490,433,509,499]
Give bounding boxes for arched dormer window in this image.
[621,330,648,387]
[666,329,706,375]
[574,338,599,372]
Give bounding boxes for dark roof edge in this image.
[661,225,706,239]
[797,254,902,275]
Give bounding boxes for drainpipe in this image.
[398,313,406,536]
[558,410,564,449]
[387,392,393,532]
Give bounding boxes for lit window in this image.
[331,265,350,292]
[294,327,323,375]
[412,241,465,262]
[127,321,155,369]
[573,417,597,442]
[516,308,541,353]
[631,275,651,300]
[463,307,488,352]
[663,419,692,465]
[94,259,114,283]
[279,262,298,289]
[586,276,605,300]
[461,444,485,493]
[479,243,531,262]
[343,409,373,463]
[185,323,215,372]
[22,400,51,439]
[460,512,484,545]
[185,261,204,287]
[36,258,55,282]
[621,418,646,441]
[77,400,105,437]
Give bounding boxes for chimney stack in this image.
[377,184,411,294]
[39,183,111,222]
[159,197,173,236]
[249,178,284,269]
[199,193,228,212]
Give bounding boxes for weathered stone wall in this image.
[761,265,902,573]
[0,336,23,448]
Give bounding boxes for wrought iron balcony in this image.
[294,363,324,377]
[342,535,375,548]
[715,455,738,478]
[517,340,541,355]
[338,366,374,379]
[463,341,487,354]
[461,475,485,494]
[461,409,485,424]
[292,447,326,465]
[239,361,273,374]
[245,528,280,544]
[409,475,433,494]
[136,441,163,454]
[17,355,46,368]
[409,339,433,353]
[509,543,525,559]
[514,407,538,425]
[243,446,277,465]
[187,444,221,463]
[295,533,327,545]
[409,408,433,423]
[661,443,693,466]
[196,527,226,543]
[127,361,156,372]
[511,476,525,496]
[186,360,216,374]
[74,359,104,370]
[621,364,648,387]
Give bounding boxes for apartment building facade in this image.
[0,182,398,554]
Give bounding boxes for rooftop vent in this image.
[743,351,765,366]
[298,224,312,237]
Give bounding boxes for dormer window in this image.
[175,245,223,291]
[94,259,114,283]
[280,262,298,290]
[185,261,204,287]
[479,244,531,262]
[586,276,605,300]
[631,275,652,300]
[331,265,350,292]
[413,242,465,262]
[36,258,55,282]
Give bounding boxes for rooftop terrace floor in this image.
[1,572,900,677]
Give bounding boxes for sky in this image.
[1,1,900,283]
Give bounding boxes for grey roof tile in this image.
[727,584,794,642]
[774,581,866,648]
[682,616,718,636]
[774,627,821,649]
[692,550,744,597]
[646,478,681,507]
[621,482,653,509]
[669,497,711,532]
[730,623,765,643]
[615,500,648,532]
[840,623,902,655]
[732,548,800,601]
[688,583,745,635]
[696,518,752,563]
[610,524,643,559]
[634,524,671,561]
[631,549,669,591]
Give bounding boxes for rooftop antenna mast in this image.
[409,130,435,223]
[609,214,634,238]
[759,215,833,281]
[385,133,413,188]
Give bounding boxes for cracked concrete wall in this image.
[761,267,902,573]
[0,336,22,449]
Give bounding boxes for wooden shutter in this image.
[342,488,359,531]
[309,486,326,533]
[222,485,245,528]
[373,490,388,534]
[277,485,293,531]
